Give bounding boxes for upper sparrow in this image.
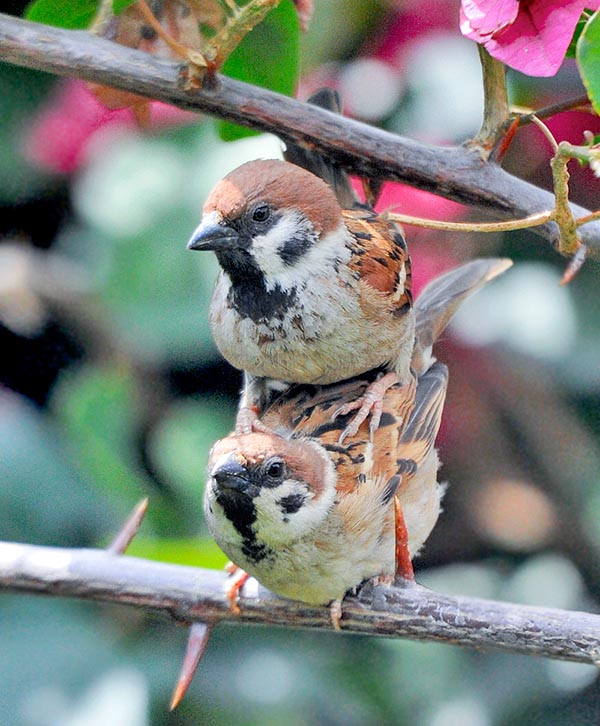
[187,91,413,440]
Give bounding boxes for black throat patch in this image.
[215,488,271,563]
[226,275,298,324]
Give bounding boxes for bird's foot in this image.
[225,564,250,614]
[334,371,400,443]
[235,406,273,436]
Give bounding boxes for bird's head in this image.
[205,432,336,550]
[188,159,349,290]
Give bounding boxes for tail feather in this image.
[412,258,512,374]
[282,89,360,209]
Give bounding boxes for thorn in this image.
[170,622,213,711]
[560,244,588,285]
[107,498,149,554]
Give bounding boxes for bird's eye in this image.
[265,459,285,479]
[252,205,271,223]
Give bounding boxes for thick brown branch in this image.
[1,540,600,665]
[0,14,599,254]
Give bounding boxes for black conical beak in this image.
[211,459,250,493]
[187,212,239,251]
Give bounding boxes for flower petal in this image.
[460,0,520,40]
[484,0,593,76]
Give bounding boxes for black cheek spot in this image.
[279,233,314,266]
[277,493,306,515]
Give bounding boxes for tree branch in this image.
[1,539,600,665]
[1,14,599,255]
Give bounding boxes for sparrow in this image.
[203,258,512,623]
[187,90,414,441]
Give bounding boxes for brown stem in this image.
[470,46,510,159]
[107,498,149,555]
[518,95,593,125]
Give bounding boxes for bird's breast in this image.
[209,272,414,384]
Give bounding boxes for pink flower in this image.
[25,80,195,174]
[460,0,600,77]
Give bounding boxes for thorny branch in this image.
[1,539,600,667]
[1,13,600,255]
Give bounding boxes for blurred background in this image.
[1,0,600,723]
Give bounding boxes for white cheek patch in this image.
[251,215,351,292]
[253,478,334,546]
[251,212,307,281]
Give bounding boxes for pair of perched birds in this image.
[188,91,511,627]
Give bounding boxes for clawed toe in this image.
[235,407,273,436]
[334,372,400,443]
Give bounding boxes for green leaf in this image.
[113,0,136,13]
[25,0,99,29]
[577,9,600,114]
[25,0,133,28]
[566,11,593,58]
[219,0,299,141]
[149,395,235,501]
[0,390,111,545]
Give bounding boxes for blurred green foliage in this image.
[578,9,600,114]
[0,67,55,203]
[1,0,600,724]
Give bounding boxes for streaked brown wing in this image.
[343,209,412,318]
[261,367,417,496]
[396,361,448,488]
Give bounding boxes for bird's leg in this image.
[329,599,343,631]
[235,373,273,435]
[335,371,416,444]
[226,563,250,614]
[394,496,415,582]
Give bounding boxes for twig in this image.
[0,14,599,254]
[516,95,593,124]
[387,209,555,232]
[470,46,510,158]
[1,540,600,666]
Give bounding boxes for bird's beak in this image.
[212,459,250,493]
[187,212,239,251]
